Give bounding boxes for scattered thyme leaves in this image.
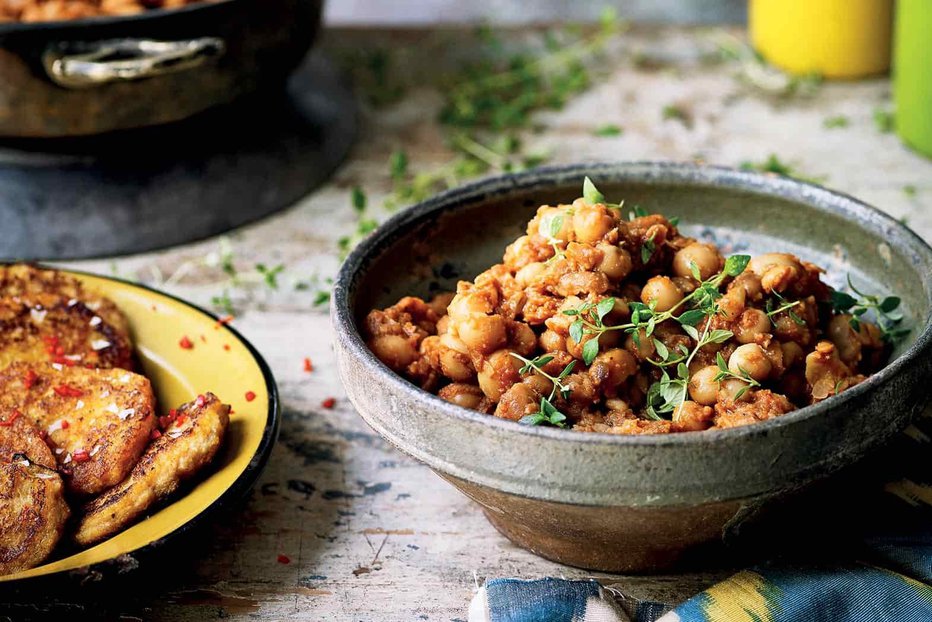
[256,263,285,290]
[823,115,849,129]
[740,154,825,184]
[510,353,576,427]
[351,186,367,213]
[593,124,623,137]
[873,108,895,133]
[830,275,909,344]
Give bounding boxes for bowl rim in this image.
[0,263,280,582]
[333,161,932,448]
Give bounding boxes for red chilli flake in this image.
[71,449,90,463]
[0,410,22,427]
[215,315,234,329]
[303,357,314,373]
[53,384,83,398]
[244,391,256,402]
[61,420,70,429]
[150,429,162,441]
[223,344,231,351]
[321,397,336,409]
[277,554,291,565]
[195,395,207,408]
[179,336,194,350]
[22,369,38,389]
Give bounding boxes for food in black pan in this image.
[0,0,207,21]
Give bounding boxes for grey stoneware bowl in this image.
[332,162,932,572]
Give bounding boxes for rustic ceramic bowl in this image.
[332,162,932,572]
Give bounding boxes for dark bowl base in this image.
[442,473,745,573]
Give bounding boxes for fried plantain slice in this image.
[0,362,156,496]
[74,393,229,547]
[0,415,69,576]
[0,294,134,372]
[0,264,130,340]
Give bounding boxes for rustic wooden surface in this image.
[5,25,932,621]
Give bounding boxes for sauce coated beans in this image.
[364,185,894,435]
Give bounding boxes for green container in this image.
[894,0,932,158]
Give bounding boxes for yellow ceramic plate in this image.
[0,268,279,582]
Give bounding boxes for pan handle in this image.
[42,37,225,89]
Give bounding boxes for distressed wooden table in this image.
[4,25,932,621]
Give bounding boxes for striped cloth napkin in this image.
[469,409,932,622]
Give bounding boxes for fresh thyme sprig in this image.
[764,290,805,326]
[644,321,734,421]
[341,17,623,257]
[563,254,750,365]
[540,211,567,262]
[830,275,909,344]
[509,353,576,427]
[711,351,761,399]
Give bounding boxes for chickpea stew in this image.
[364,179,908,435]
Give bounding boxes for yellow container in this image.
[749,0,893,79]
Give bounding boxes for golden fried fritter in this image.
[0,264,130,340]
[0,363,156,496]
[74,393,229,547]
[0,294,134,372]
[0,415,69,576]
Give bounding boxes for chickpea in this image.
[436,315,450,335]
[718,377,752,402]
[369,335,418,371]
[781,341,805,368]
[515,262,547,287]
[556,271,609,297]
[567,332,600,361]
[572,202,614,244]
[539,329,566,352]
[624,329,656,361]
[734,308,771,344]
[563,372,597,404]
[523,374,553,396]
[718,286,746,322]
[537,206,573,241]
[827,314,861,365]
[673,243,722,281]
[589,348,637,387]
[438,334,474,381]
[673,400,714,431]
[730,272,763,301]
[428,292,454,316]
[640,276,684,312]
[510,322,538,357]
[495,382,542,421]
[477,349,522,401]
[748,253,801,277]
[687,365,720,405]
[749,254,801,294]
[596,243,633,281]
[447,290,493,320]
[503,235,535,269]
[728,343,772,382]
[437,383,484,410]
[457,313,507,354]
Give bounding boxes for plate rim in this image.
[0,263,281,582]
